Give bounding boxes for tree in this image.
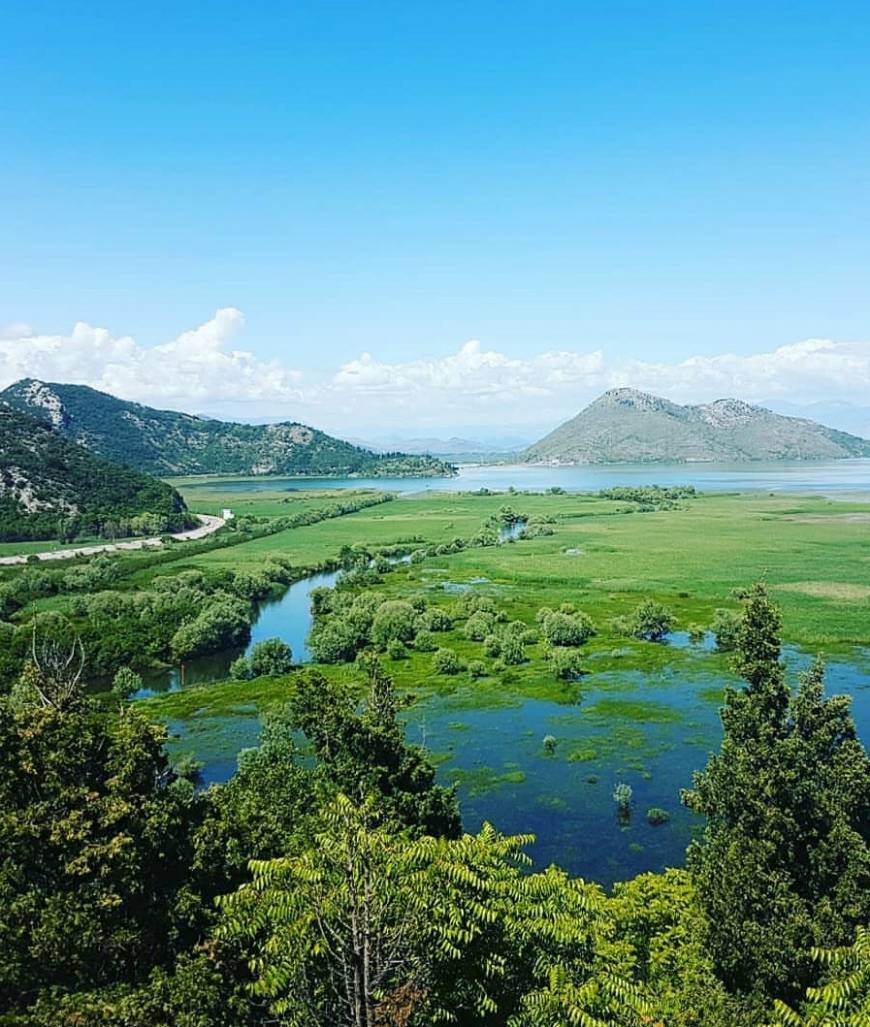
[464,610,497,641]
[0,697,203,1016]
[290,660,460,838]
[772,926,870,1027]
[218,797,645,1027]
[541,610,595,647]
[433,647,463,674]
[628,599,674,641]
[231,638,294,680]
[548,646,584,680]
[682,585,870,1003]
[111,665,143,699]
[371,600,417,647]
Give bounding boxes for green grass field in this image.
[168,483,870,649]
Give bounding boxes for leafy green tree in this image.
[371,600,417,647]
[683,585,870,1003]
[0,698,203,1016]
[433,647,463,675]
[464,609,497,640]
[306,617,364,663]
[290,660,460,838]
[541,610,596,647]
[170,595,251,661]
[248,637,293,676]
[111,665,143,699]
[627,599,674,641]
[548,646,584,680]
[711,608,740,651]
[218,797,644,1027]
[772,926,870,1027]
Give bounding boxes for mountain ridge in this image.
[0,379,456,478]
[523,388,870,464]
[0,405,191,541]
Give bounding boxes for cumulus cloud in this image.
[0,309,303,407]
[0,308,868,433]
[325,337,870,429]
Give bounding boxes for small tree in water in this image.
[613,782,633,821]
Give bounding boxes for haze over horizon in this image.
[2,2,870,438]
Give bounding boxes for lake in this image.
[190,458,870,496]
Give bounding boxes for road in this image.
[0,514,226,567]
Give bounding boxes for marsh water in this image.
[146,557,870,885]
[160,635,870,885]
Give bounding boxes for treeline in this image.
[0,492,397,687]
[598,484,697,509]
[0,587,867,1025]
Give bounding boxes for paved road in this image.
[0,514,226,566]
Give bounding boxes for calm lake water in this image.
[200,458,870,496]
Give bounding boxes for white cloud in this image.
[0,309,303,407]
[1,309,868,434]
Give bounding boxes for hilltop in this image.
[523,388,870,464]
[0,406,191,541]
[0,380,455,478]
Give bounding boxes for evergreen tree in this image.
[683,584,870,1002]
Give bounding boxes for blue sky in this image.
[2,1,870,436]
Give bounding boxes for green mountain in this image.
[0,379,456,478]
[0,406,191,542]
[523,388,870,464]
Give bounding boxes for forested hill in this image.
[0,406,191,541]
[0,379,456,478]
[524,387,870,464]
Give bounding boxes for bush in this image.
[248,638,293,676]
[613,782,633,815]
[414,629,437,652]
[111,666,143,699]
[432,648,463,675]
[548,647,584,680]
[499,633,526,666]
[483,634,501,658]
[420,607,453,632]
[543,734,557,754]
[371,600,417,647]
[386,639,407,660]
[711,608,740,651]
[626,599,674,641]
[307,619,364,664]
[467,659,487,678]
[230,655,254,680]
[541,610,595,647]
[464,610,496,641]
[646,807,671,826]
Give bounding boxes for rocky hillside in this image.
[523,388,870,464]
[0,406,191,541]
[0,380,455,478]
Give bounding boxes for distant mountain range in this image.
[0,406,190,541]
[523,388,870,464]
[0,380,455,478]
